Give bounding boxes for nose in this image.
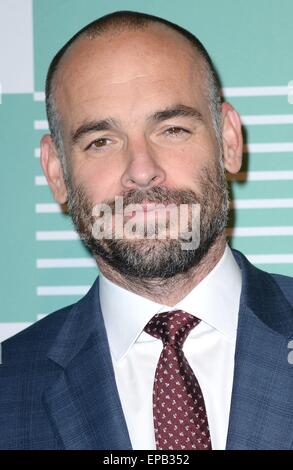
[121,138,166,190]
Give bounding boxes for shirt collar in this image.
[99,245,242,362]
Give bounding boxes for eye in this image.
[164,126,190,137]
[85,137,111,151]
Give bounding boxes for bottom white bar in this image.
[37,313,48,320]
[37,286,91,296]
[247,254,293,264]
[37,258,96,268]
[0,322,32,343]
[227,226,293,236]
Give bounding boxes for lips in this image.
[134,203,161,212]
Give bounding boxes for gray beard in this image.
[66,160,229,280]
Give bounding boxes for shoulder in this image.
[1,276,100,365]
[232,248,293,306]
[1,303,74,363]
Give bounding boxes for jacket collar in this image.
[45,250,293,450]
[48,249,293,370]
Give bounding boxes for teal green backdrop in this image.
[0,0,292,339]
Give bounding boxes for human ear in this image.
[40,134,68,204]
[221,102,243,174]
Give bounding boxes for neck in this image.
[97,235,227,306]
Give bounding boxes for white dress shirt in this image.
[99,245,242,450]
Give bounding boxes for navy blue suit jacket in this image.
[0,250,293,449]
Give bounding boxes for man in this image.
[0,10,292,450]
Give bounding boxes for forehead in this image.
[54,25,208,127]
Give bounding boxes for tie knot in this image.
[144,310,200,349]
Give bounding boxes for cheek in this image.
[71,158,123,203]
[167,150,219,195]
[164,141,215,180]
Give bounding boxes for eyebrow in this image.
[71,104,203,145]
[148,104,203,124]
[71,118,121,144]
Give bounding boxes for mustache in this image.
[101,187,201,210]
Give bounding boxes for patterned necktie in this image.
[144,310,212,450]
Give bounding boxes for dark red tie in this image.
[145,310,212,450]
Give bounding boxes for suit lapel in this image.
[226,251,293,449]
[44,279,132,450]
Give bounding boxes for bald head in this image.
[45,11,222,165]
